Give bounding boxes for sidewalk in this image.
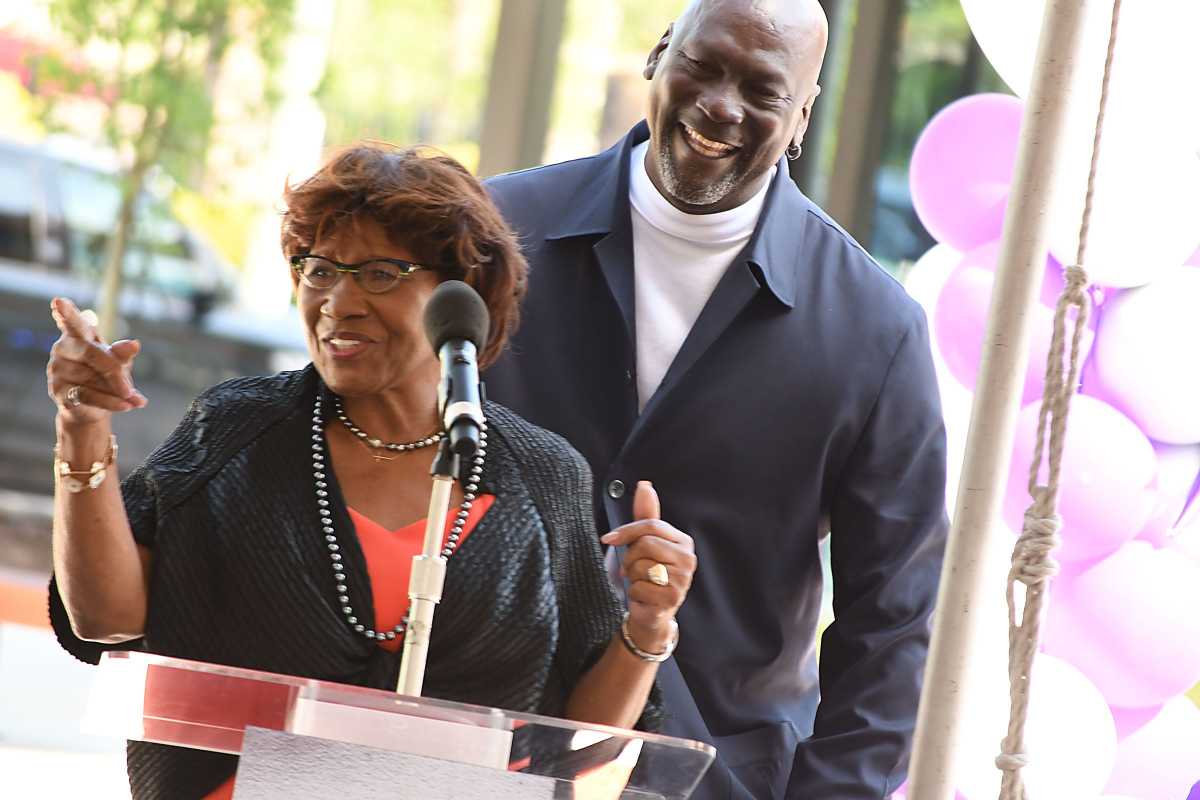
[1,569,129,799]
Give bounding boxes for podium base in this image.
[233,727,558,799]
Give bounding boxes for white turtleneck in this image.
[629,140,775,411]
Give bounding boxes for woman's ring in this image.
[647,562,669,586]
[65,386,84,408]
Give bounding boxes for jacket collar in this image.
[545,121,807,309]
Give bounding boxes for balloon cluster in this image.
[901,2,1200,793]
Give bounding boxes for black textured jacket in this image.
[49,366,655,798]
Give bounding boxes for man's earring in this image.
[786,143,802,161]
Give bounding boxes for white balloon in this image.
[1092,268,1200,443]
[1104,697,1200,799]
[904,243,963,321]
[955,652,1117,800]
[904,244,974,513]
[1049,132,1200,288]
[1172,522,1200,564]
[962,0,1200,287]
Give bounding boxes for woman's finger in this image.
[48,345,144,405]
[627,580,687,614]
[600,518,694,547]
[48,356,106,385]
[51,298,98,342]
[49,381,136,413]
[51,338,137,400]
[623,557,688,587]
[623,537,696,573]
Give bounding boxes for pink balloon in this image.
[1110,703,1162,740]
[910,94,1023,251]
[1044,542,1200,707]
[934,243,1094,403]
[1004,396,1157,562]
[1104,698,1200,799]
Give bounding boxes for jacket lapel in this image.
[631,164,806,434]
[633,258,761,432]
[545,125,644,352]
[592,210,636,347]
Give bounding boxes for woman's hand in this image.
[601,481,696,654]
[47,297,147,426]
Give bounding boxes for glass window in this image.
[0,154,36,263]
[56,161,121,281]
[867,0,1007,271]
[55,161,203,301]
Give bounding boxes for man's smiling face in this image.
[643,0,825,213]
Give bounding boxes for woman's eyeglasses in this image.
[290,254,431,294]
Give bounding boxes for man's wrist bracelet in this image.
[620,611,679,662]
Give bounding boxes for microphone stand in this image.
[396,438,458,696]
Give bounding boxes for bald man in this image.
[484,1,948,796]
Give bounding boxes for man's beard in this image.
[656,135,749,207]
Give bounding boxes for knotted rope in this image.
[996,2,1123,797]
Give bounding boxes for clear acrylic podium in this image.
[85,651,715,799]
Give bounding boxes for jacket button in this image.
[607,479,626,499]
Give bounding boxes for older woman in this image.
[46,144,696,799]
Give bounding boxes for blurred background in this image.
[0,0,1136,796]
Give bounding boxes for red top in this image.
[349,495,495,653]
[203,494,495,799]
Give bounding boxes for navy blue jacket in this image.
[484,123,948,799]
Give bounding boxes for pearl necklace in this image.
[311,395,487,642]
[333,397,443,453]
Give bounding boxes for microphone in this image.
[423,280,490,461]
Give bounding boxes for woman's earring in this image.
[786,143,802,161]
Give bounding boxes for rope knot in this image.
[1063,264,1090,292]
[1013,503,1062,586]
[995,751,1030,772]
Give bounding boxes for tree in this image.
[33,0,294,340]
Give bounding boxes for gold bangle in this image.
[620,612,679,662]
[54,435,117,493]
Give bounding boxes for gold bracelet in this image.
[620,611,679,662]
[54,435,118,493]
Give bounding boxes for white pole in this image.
[397,473,455,697]
[907,2,1097,796]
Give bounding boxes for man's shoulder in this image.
[484,153,606,215]
[783,189,925,331]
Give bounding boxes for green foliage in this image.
[615,0,686,54]
[882,0,1009,168]
[33,0,295,338]
[317,0,499,157]
[37,0,294,186]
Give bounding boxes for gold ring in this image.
[647,562,669,587]
[65,385,84,408]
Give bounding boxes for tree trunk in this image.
[96,163,147,343]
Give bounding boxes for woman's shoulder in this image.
[483,401,592,484]
[137,366,316,493]
[193,367,314,418]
